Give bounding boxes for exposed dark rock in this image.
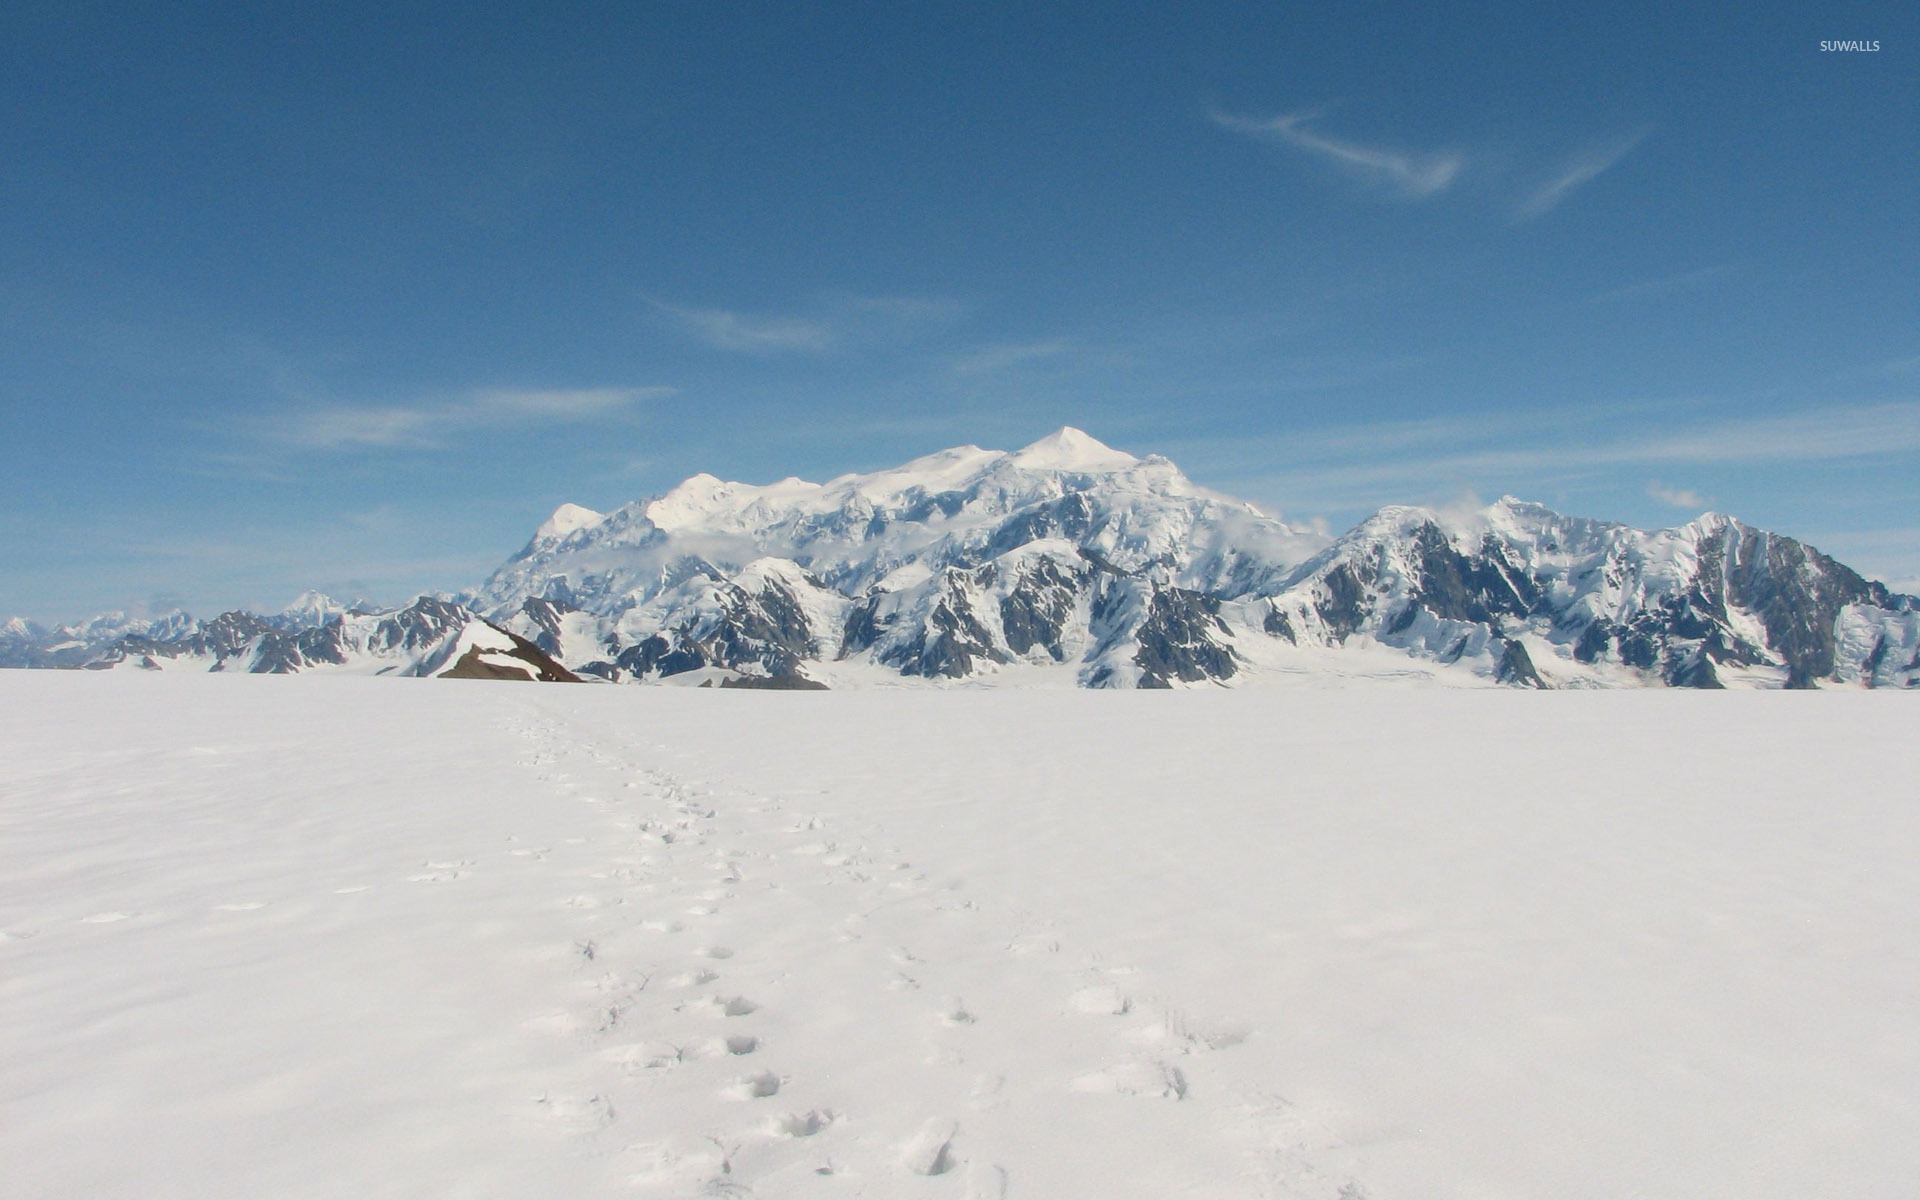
[1409,524,1541,625]
[998,558,1081,661]
[717,673,829,690]
[1716,525,1881,683]
[1130,585,1236,687]
[1494,639,1546,689]
[839,595,887,657]
[1572,618,1614,663]
[1665,650,1725,689]
[441,628,580,682]
[1861,636,1887,687]
[516,596,578,656]
[1314,563,1371,643]
[1263,605,1296,644]
[608,576,820,680]
[899,579,1005,678]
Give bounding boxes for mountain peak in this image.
[1006,427,1138,472]
[536,503,606,541]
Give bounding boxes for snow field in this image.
[2,672,1916,1198]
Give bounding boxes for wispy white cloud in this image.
[268,386,667,451]
[1166,399,1920,511]
[653,302,835,354]
[1517,129,1648,218]
[949,339,1075,375]
[1210,107,1464,199]
[1591,264,1732,304]
[1620,401,1920,465]
[1646,480,1711,509]
[651,292,964,355]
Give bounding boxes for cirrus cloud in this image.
[268,386,670,451]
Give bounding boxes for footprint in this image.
[623,1135,727,1185]
[724,1070,782,1100]
[1071,1060,1188,1100]
[1070,984,1132,1016]
[721,1034,759,1056]
[686,994,758,1018]
[939,997,976,1025]
[902,1119,960,1176]
[408,860,474,883]
[528,1092,616,1130]
[522,1009,593,1037]
[604,1042,678,1070]
[332,885,373,894]
[670,968,720,988]
[965,1162,1010,1200]
[767,1109,835,1138]
[697,946,735,959]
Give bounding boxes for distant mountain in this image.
[1,610,194,669]
[76,597,576,683]
[8,428,1916,688]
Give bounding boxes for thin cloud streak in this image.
[1211,107,1464,198]
[949,339,1075,375]
[1518,129,1648,217]
[1176,399,1920,508]
[650,292,964,356]
[653,302,835,354]
[268,386,668,451]
[1647,481,1711,509]
[1591,264,1733,304]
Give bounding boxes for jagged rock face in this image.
[1108,582,1238,689]
[1546,517,1911,688]
[440,627,580,682]
[997,556,1080,662]
[900,582,1005,679]
[582,565,834,683]
[1257,502,1917,689]
[1715,525,1890,686]
[1406,525,1543,626]
[513,597,576,657]
[100,611,277,670]
[1494,639,1546,689]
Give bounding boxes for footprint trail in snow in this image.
[497,696,1368,1200]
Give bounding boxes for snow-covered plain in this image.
[3,673,1916,1199]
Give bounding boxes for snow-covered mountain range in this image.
[8,428,1916,688]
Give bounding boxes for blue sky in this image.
[3,1,1915,621]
